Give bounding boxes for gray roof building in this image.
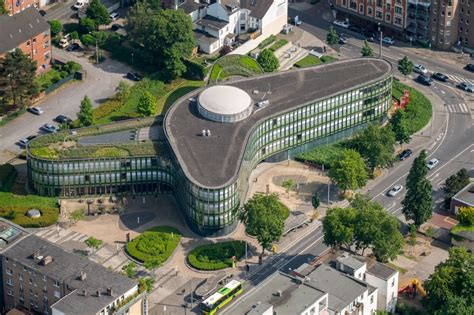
[241,0,274,19]
[452,183,474,207]
[0,7,50,54]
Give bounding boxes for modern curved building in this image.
[28,58,393,237]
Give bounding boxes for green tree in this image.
[242,194,287,254]
[371,216,404,262]
[311,192,320,210]
[85,236,102,253]
[458,206,474,226]
[390,109,411,148]
[115,81,131,101]
[80,34,96,49]
[144,257,161,277]
[349,125,395,175]
[423,247,474,314]
[145,0,162,10]
[322,207,356,250]
[281,179,295,197]
[86,0,111,25]
[402,150,433,228]
[257,49,279,72]
[327,26,339,45]
[442,168,470,208]
[122,262,137,278]
[128,4,195,79]
[137,91,156,117]
[361,40,373,57]
[79,17,98,33]
[48,20,63,36]
[70,31,79,41]
[0,0,8,14]
[398,56,413,77]
[77,96,94,126]
[0,49,38,109]
[138,277,155,293]
[328,149,368,194]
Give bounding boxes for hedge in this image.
[0,164,17,192]
[295,142,347,169]
[258,35,276,49]
[187,241,245,270]
[126,226,181,264]
[183,58,206,80]
[0,192,59,227]
[269,39,289,52]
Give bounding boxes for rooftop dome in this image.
[198,85,253,123]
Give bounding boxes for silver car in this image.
[387,185,403,197]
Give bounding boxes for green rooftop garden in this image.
[209,54,264,84]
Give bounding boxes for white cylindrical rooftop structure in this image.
[198,85,253,123]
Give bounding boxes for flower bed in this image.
[126,226,181,264]
[187,241,246,270]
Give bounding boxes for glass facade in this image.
[28,73,392,237]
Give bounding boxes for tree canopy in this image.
[242,193,288,254]
[257,49,279,72]
[361,40,373,57]
[86,0,111,25]
[48,20,63,36]
[0,0,8,14]
[79,17,98,33]
[77,96,94,126]
[0,49,38,109]
[390,109,411,148]
[398,56,413,77]
[402,150,433,228]
[423,247,474,314]
[328,149,368,193]
[327,26,339,45]
[442,168,470,208]
[128,5,195,79]
[137,91,156,117]
[85,236,102,253]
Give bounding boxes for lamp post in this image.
[378,23,383,58]
[131,52,134,67]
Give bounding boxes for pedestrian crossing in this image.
[445,103,470,113]
[34,227,89,245]
[445,74,474,85]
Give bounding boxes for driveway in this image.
[0,48,133,163]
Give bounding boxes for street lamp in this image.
[131,52,134,66]
[378,22,383,58]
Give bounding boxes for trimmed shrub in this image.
[0,164,17,192]
[0,192,59,227]
[183,59,206,80]
[269,39,288,52]
[458,206,474,226]
[258,35,276,49]
[187,241,245,270]
[126,226,181,264]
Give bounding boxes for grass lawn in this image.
[392,81,432,135]
[269,39,289,52]
[0,192,59,227]
[126,226,181,264]
[258,35,277,49]
[295,142,346,168]
[451,223,474,240]
[320,55,338,63]
[294,55,322,68]
[187,241,245,270]
[158,79,204,113]
[209,55,263,83]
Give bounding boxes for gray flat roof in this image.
[165,58,392,188]
[452,183,474,206]
[367,261,397,280]
[337,255,366,271]
[3,235,137,314]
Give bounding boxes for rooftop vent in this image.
[252,90,259,95]
[83,289,87,296]
[31,251,41,260]
[256,100,269,108]
[107,287,114,296]
[96,290,101,297]
[79,270,87,281]
[40,255,53,266]
[274,290,283,297]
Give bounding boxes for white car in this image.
[414,64,428,74]
[28,106,44,115]
[427,158,439,170]
[73,1,86,9]
[41,123,58,133]
[333,20,350,29]
[18,138,29,148]
[387,185,403,197]
[109,12,120,21]
[58,38,70,48]
[382,37,395,45]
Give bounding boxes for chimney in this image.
[207,129,211,136]
[31,251,40,259]
[107,287,114,296]
[96,290,101,297]
[79,271,87,281]
[83,289,87,296]
[40,255,53,266]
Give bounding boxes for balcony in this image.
[113,291,146,315]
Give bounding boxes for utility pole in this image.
[327,181,331,205]
[378,23,383,58]
[95,39,99,64]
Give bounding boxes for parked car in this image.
[39,9,47,16]
[387,185,403,197]
[399,149,413,161]
[41,123,58,133]
[333,20,350,29]
[111,24,121,31]
[73,1,86,9]
[54,115,73,125]
[126,72,142,82]
[464,64,474,72]
[382,37,395,45]
[364,31,376,42]
[339,35,348,44]
[348,25,363,33]
[427,158,439,170]
[58,38,70,48]
[109,12,120,21]
[414,64,428,74]
[432,72,448,82]
[28,107,44,115]
[457,82,474,92]
[66,42,80,52]
[416,74,433,86]
[18,135,37,148]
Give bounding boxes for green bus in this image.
[201,279,243,315]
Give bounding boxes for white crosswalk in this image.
[445,74,474,85]
[446,103,470,113]
[34,227,89,245]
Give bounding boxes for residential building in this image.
[0,7,51,73]
[429,0,460,50]
[3,0,40,16]
[450,182,474,214]
[27,58,393,236]
[336,254,399,312]
[458,0,474,51]
[334,0,409,34]
[0,218,145,315]
[406,0,431,45]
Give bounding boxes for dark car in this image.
[54,115,73,125]
[339,35,348,44]
[39,9,47,16]
[432,72,448,82]
[416,74,433,86]
[111,24,121,31]
[348,25,363,33]
[66,43,80,52]
[457,82,474,92]
[363,31,376,42]
[399,149,413,161]
[465,64,474,72]
[126,72,142,82]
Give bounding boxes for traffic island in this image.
[187,241,246,271]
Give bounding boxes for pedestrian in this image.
[246,264,250,272]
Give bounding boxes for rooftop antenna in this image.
[207,129,211,137]
[201,129,206,137]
